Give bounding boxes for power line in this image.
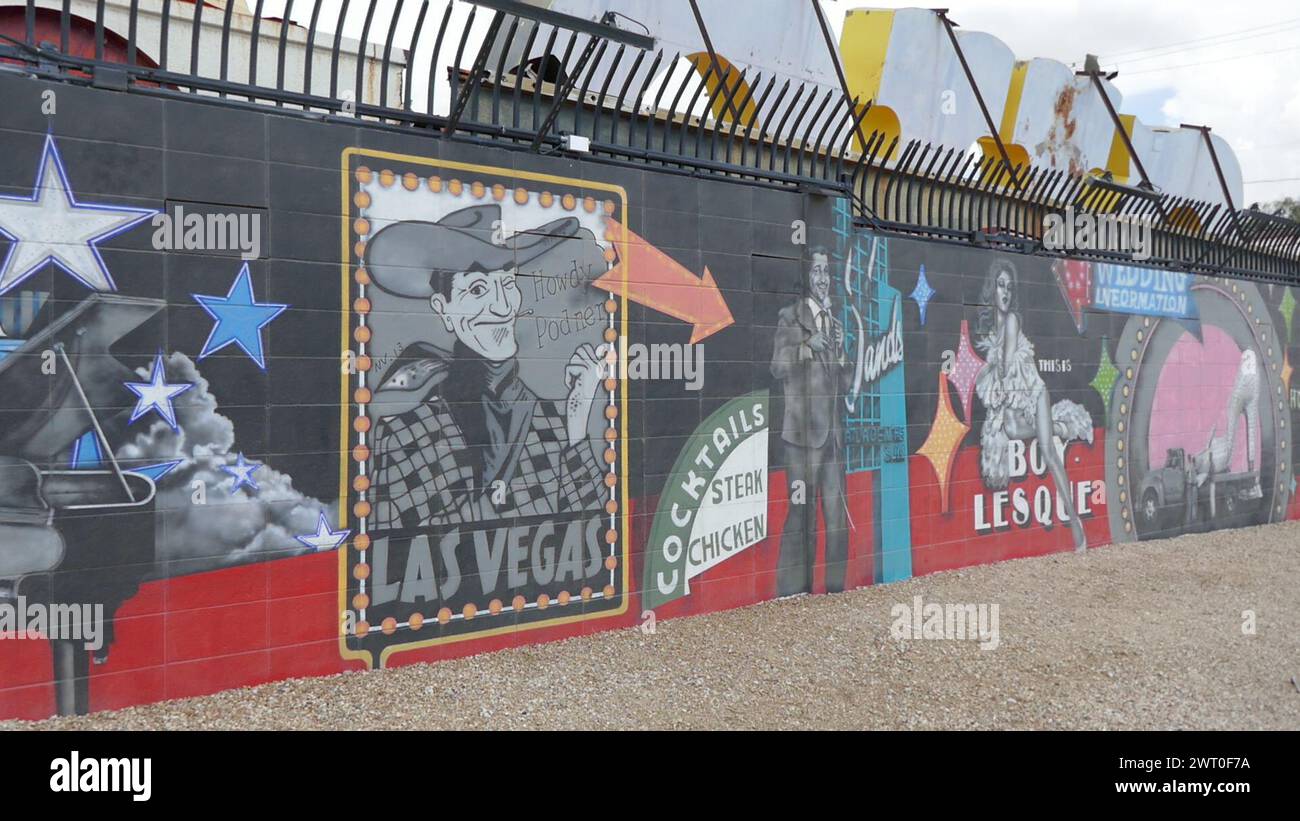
[1100,15,1300,61]
[1112,21,1300,64]
[1105,21,1300,68]
[1245,177,1300,184]
[1120,43,1300,77]
[1106,17,1300,59]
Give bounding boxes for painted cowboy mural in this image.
[364,205,609,530]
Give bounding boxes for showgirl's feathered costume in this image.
[975,319,1094,489]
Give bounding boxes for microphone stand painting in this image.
[974,259,1095,551]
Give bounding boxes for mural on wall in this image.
[770,245,853,596]
[341,150,630,665]
[642,197,914,608]
[1104,276,1293,540]
[642,391,769,610]
[0,133,346,715]
[1286,285,1300,511]
[972,258,1094,551]
[899,242,1105,567]
[0,104,1295,721]
[892,236,1296,574]
[834,200,912,583]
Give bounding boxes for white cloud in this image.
[115,352,337,575]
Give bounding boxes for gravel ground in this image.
[6,521,1300,730]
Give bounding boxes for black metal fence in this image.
[1,0,1297,283]
[852,138,1300,283]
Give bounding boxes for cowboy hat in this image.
[364,205,583,299]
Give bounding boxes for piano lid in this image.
[0,294,165,460]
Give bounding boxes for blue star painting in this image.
[910,264,936,326]
[221,452,262,493]
[193,263,288,370]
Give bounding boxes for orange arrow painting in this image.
[593,219,735,343]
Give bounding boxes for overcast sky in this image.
[277,0,1300,208]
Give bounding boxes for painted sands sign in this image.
[643,392,769,610]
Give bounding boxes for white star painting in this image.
[0,135,156,296]
[124,353,193,431]
[294,513,351,552]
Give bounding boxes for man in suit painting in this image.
[770,247,852,595]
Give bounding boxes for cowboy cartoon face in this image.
[430,265,522,362]
[364,204,583,363]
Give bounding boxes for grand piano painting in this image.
[0,291,347,715]
[0,293,162,715]
[0,136,345,717]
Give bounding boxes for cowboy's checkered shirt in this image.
[370,394,608,531]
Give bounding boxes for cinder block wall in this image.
[0,74,1295,718]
